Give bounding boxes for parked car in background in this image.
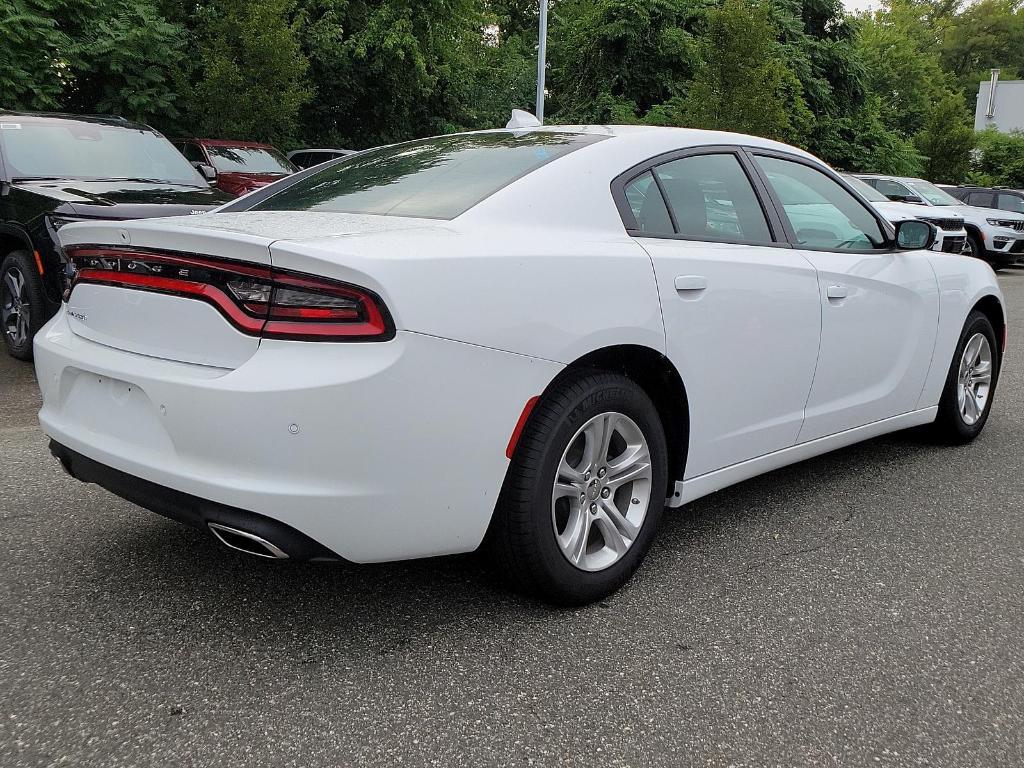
[946,185,1024,215]
[287,148,356,169]
[38,125,1004,605]
[0,112,231,360]
[843,174,968,254]
[172,138,297,197]
[856,174,1024,267]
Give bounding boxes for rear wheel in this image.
[489,371,668,605]
[1,250,46,361]
[932,311,1000,443]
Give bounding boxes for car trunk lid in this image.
[58,212,426,368]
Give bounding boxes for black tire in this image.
[965,233,984,262]
[932,310,1000,444]
[1,250,47,361]
[488,370,668,605]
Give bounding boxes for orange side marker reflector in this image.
[33,250,44,275]
[506,396,540,460]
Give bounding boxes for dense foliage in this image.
[1,0,1023,182]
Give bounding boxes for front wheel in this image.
[488,371,668,605]
[1,251,47,361]
[964,233,985,262]
[932,311,1000,443]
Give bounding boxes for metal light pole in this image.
[535,0,549,123]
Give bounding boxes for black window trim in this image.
[610,144,791,249]
[743,148,899,254]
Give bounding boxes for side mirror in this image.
[895,194,924,204]
[192,162,218,182]
[895,219,936,251]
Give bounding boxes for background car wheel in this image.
[1,250,46,361]
[489,370,668,605]
[932,310,1000,444]
[965,233,989,266]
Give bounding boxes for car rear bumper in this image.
[35,309,562,562]
[49,440,340,560]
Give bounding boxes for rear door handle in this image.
[674,275,708,292]
[826,284,848,300]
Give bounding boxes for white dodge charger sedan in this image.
[35,126,1005,604]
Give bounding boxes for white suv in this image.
[843,174,968,254]
[857,174,1024,268]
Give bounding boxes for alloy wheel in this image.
[957,332,993,426]
[1,266,30,347]
[551,411,653,572]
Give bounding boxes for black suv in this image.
[947,185,1024,215]
[0,112,232,360]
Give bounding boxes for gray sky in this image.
[843,0,879,12]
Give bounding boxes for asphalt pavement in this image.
[2,271,1023,767]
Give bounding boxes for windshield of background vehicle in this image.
[0,120,205,184]
[250,131,607,219]
[843,174,890,203]
[205,146,296,174]
[907,180,962,206]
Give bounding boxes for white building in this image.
[975,70,1024,133]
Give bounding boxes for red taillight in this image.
[65,246,393,341]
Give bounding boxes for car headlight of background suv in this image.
[986,218,1023,229]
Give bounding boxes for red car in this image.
[172,138,297,197]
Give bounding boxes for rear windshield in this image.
[250,131,606,219]
[206,145,295,174]
[0,119,204,184]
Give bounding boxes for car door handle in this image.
[674,275,708,292]
[826,284,848,300]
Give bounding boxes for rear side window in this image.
[181,142,206,164]
[873,178,914,200]
[997,192,1024,213]
[251,132,606,220]
[654,154,773,244]
[968,191,993,207]
[624,171,673,234]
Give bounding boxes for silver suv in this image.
[857,174,1024,268]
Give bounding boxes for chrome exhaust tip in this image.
[207,522,289,559]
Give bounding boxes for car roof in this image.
[446,124,822,163]
[0,111,153,131]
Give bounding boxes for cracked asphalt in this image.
[2,270,1023,767]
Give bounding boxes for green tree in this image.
[855,2,949,135]
[296,0,486,148]
[663,0,812,143]
[971,127,1024,187]
[184,0,312,145]
[547,0,702,123]
[488,0,542,41]
[62,1,186,124]
[914,91,975,182]
[0,0,69,111]
[938,0,1024,100]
